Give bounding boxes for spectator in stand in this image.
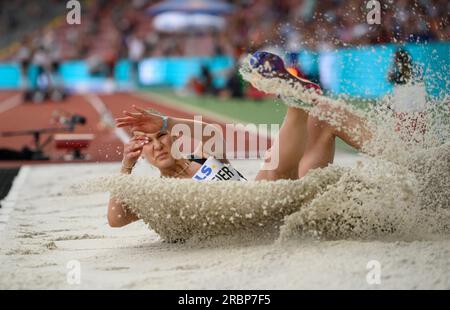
[388,48,414,86]
[199,65,216,95]
[221,63,244,99]
[127,32,146,86]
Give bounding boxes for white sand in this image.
[1,152,449,289]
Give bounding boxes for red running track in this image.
[0,91,270,167]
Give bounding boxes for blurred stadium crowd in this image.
[1,0,448,63]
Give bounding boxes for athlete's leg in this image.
[250,51,372,180]
[297,115,335,178]
[315,102,373,150]
[298,102,372,178]
[255,106,308,180]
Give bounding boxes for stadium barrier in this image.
[0,42,448,99]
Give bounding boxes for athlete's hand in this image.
[116,105,164,134]
[122,135,148,168]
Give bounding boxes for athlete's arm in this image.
[107,197,139,227]
[107,136,142,227]
[116,105,227,159]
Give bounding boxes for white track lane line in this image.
[0,93,22,114]
[84,94,130,144]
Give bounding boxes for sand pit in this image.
[0,157,449,289]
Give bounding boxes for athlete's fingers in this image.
[123,111,143,118]
[126,149,141,159]
[117,117,146,124]
[116,122,136,128]
[125,142,146,154]
[131,126,156,134]
[130,136,148,144]
[116,121,138,128]
[115,119,134,126]
[115,116,132,122]
[130,135,148,142]
[132,105,151,114]
[132,130,150,137]
[130,142,146,151]
[125,135,147,146]
[116,116,140,123]
[116,119,145,128]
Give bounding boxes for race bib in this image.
[192,157,247,181]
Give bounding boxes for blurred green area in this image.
[142,88,360,153]
[145,88,286,123]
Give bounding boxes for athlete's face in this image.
[140,131,176,169]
